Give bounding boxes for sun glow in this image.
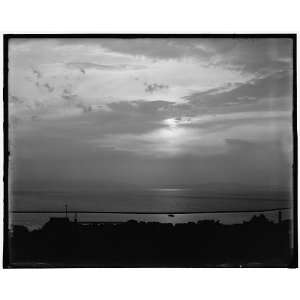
[164,118,178,128]
[145,118,186,155]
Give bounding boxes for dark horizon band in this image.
[10,207,291,215]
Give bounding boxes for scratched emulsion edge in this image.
[3,34,10,268]
[290,34,298,268]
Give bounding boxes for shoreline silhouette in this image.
[8,213,294,268]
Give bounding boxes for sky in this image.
[8,38,294,193]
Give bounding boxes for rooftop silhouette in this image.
[8,213,294,267]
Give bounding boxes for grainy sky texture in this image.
[9,38,294,190]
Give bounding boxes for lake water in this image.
[9,187,293,229]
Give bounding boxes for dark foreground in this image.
[6,214,294,268]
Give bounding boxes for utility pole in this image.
[278,210,282,224]
[65,204,68,218]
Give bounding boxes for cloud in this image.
[97,38,214,60]
[10,95,24,104]
[43,83,55,93]
[8,37,294,193]
[183,70,292,113]
[61,92,93,113]
[107,100,174,115]
[66,62,146,73]
[76,103,93,113]
[9,115,21,129]
[203,38,293,74]
[31,67,42,79]
[169,110,290,125]
[90,111,292,159]
[92,38,293,78]
[31,115,40,121]
[144,82,169,93]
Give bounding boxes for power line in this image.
[10,207,291,215]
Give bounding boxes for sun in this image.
[164,118,178,128]
[145,118,187,155]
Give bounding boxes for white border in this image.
[0,1,299,300]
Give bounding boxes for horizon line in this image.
[10,207,291,215]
